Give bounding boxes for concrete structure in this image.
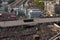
[44,0,60,15]
[44,1,55,15]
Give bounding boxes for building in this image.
[44,0,60,15]
[54,0,60,14]
[44,1,55,15]
[55,0,59,4]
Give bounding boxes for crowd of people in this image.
[37,24,58,40]
[0,25,37,40]
[0,24,59,40]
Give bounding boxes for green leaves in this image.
[39,2,44,10]
[34,0,39,5]
[34,0,44,10]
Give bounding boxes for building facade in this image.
[44,0,60,15]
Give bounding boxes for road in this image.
[0,18,60,27]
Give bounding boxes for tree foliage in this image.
[34,0,44,10]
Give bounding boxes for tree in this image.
[34,0,44,10]
[38,2,44,10]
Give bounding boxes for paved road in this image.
[0,18,60,27]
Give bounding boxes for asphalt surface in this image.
[0,17,60,27]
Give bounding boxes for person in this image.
[10,9,15,15]
[11,9,14,13]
